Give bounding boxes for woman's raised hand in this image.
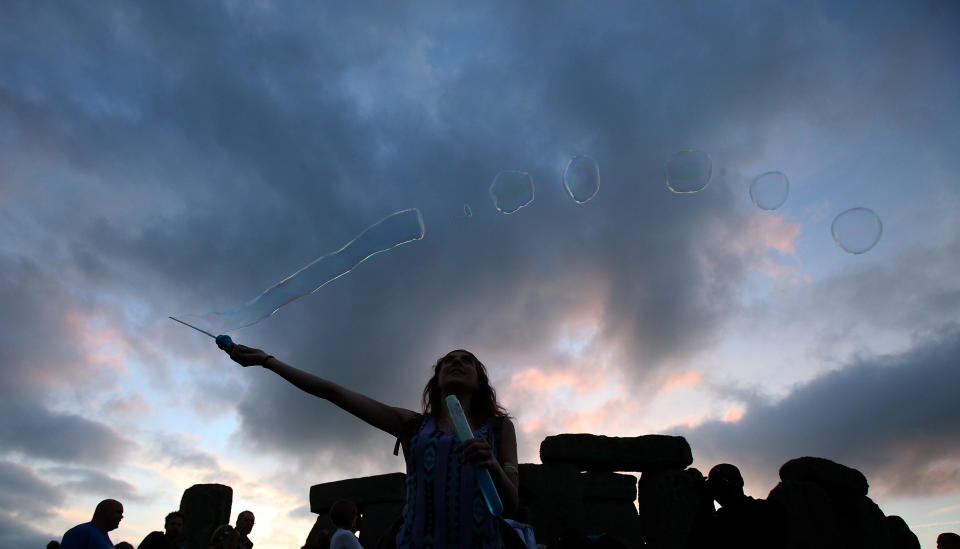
[226,343,269,367]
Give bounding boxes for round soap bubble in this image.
[562,154,600,204]
[750,171,790,210]
[490,170,535,214]
[665,150,712,194]
[831,207,883,254]
[463,203,473,217]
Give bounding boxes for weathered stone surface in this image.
[180,483,232,549]
[310,472,406,513]
[768,480,840,549]
[540,433,692,472]
[358,501,405,549]
[581,472,637,501]
[886,515,921,549]
[581,473,639,547]
[637,468,703,549]
[779,456,869,496]
[302,515,333,549]
[767,479,893,549]
[517,463,584,547]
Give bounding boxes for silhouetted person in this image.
[939,532,960,549]
[47,541,61,549]
[138,511,185,549]
[115,543,134,549]
[233,511,255,549]
[707,464,785,549]
[224,346,519,548]
[684,468,716,549]
[328,499,363,549]
[208,524,240,549]
[61,499,124,549]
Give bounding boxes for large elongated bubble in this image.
[665,150,712,194]
[831,207,882,254]
[179,208,425,333]
[490,171,534,214]
[562,155,600,204]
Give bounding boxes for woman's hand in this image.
[455,438,498,469]
[226,344,269,367]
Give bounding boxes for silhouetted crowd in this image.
[52,500,255,549]
[46,463,954,548]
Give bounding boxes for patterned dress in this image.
[396,415,503,549]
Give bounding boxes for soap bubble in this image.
[831,207,883,254]
[750,171,790,210]
[178,209,426,333]
[490,170,534,214]
[464,203,473,217]
[562,154,600,204]
[665,150,712,193]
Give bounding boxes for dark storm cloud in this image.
[0,461,65,519]
[1,0,957,474]
[0,511,53,548]
[0,401,135,466]
[680,329,960,497]
[46,467,141,501]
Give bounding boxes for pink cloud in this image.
[722,405,743,423]
[746,214,800,255]
[508,367,605,395]
[63,309,132,377]
[659,371,702,393]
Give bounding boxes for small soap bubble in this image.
[831,207,883,254]
[490,170,534,214]
[464,203,473,217]
[665,150,712,193]
[562,154,600,204]
[750,171,790,210]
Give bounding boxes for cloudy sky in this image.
[2,1,958,547]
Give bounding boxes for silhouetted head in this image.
[209,524,239,549]
[236,510,255,536]
[92,499,124,532]
[707,463,745,507]
[938,532,960,549]
[165,510,184,538]
[114,542,134,549]
[422,350,508,421]
[46,541,60,549]
[329,499,359,531]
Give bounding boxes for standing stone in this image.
[517,463,584,546]
[886,515,921,549]
[779,457,869,497]
[540,434,693,472]
[180,483,232,549]
[771,458,894,549]
[637,468,703,549]
[309,473,407,548]
[581,472,639,548]
[768,480,840,549]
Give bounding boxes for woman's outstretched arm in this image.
[225,344,418,438]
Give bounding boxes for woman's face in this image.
[437,351,480,393]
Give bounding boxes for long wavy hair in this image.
[421,349,509,422]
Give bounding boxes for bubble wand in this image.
[168,316,239,351]
[445,394,504,516]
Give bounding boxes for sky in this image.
[1,1,958,548]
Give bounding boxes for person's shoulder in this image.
[63,522,94,537]
[139,530,165,545]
